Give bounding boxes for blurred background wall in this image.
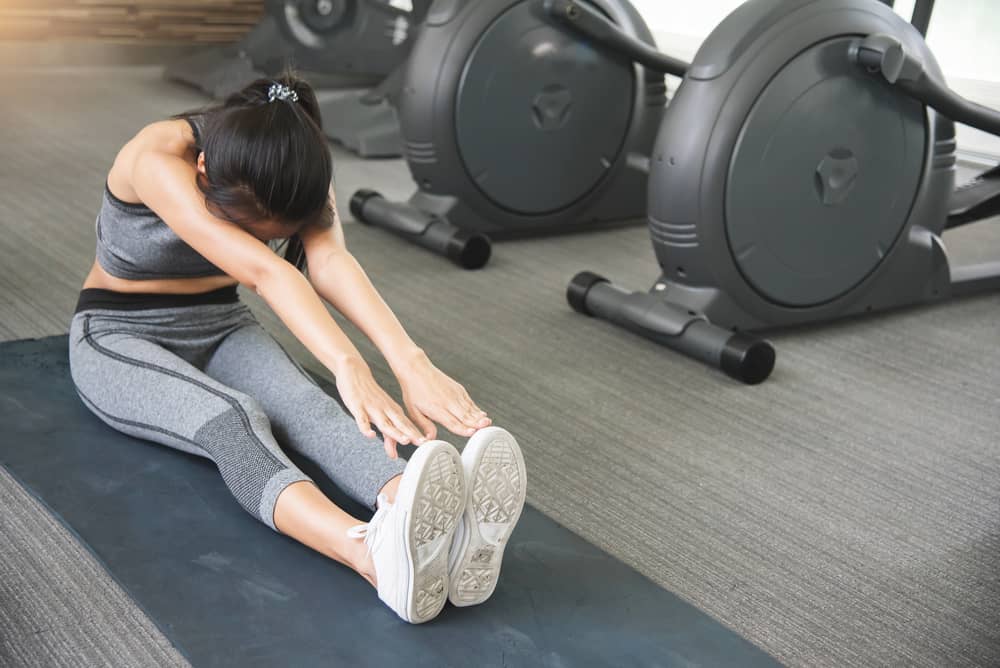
[0,1,263,44]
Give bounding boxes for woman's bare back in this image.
[82,119,239,295]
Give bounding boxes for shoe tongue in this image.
[366,502,395,550]
[370,500,393,532]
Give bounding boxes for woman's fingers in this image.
[365,403,428,450]
[384,408,426,445]
[383,435,398,460]
[352,406,376,439]
[453,389,490,427]
[408,395,489,437]
[443,398,487,435]
[339,363,437,450]
[406,404,437,442]
[369,409,409,445]
[462,402,491,429]
[350,403,404,459]
[436,406,476,437]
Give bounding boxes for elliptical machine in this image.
[164,0,428,105]
[302,0,433,158]
[560,0,1000,384]
[350,0,681,268]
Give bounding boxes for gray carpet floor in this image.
[0,465,190,668]
[0,64,998,668]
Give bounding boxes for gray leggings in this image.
[68,299,407,530]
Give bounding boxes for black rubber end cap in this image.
[350,189,382,224]
[720,332,776,385]
[446,231,492,270]
[567,271,609,316]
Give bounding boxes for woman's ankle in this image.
[347,539,377,588]
[378,475,403,505]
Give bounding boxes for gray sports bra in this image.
[95,116,226,281]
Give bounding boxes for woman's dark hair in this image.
[175,71,333,270]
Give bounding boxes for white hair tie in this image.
[268,83,299,103]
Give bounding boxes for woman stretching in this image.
[68,75,527,624]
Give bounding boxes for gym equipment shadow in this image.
[0,336,779,668]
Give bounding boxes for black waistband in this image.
[75,285,239,314]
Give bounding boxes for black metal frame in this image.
[910,0,936,36]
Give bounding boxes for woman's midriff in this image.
[82,260,239,295]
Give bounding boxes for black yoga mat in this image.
[0,336,780,668]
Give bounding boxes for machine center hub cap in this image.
[815,148,859,206]
[532,85,573,131]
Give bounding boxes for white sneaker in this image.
[347,440,465,623]
[447,427,527,607]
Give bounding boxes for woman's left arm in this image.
[301,207,491,440]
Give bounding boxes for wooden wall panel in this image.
[0,1,266,44]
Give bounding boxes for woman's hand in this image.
[334,356,426,459]
[395,351,491,440]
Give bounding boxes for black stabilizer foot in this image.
[567,271,609,315]
[349,188,493,269]
[350,189,381,223]
[447,231,492,270]
[720,332,776,385]
[567,272,777,385]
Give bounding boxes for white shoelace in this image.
[346,493,392,552]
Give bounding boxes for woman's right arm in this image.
[131,150,425,452]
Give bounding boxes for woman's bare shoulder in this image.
[108,119,196,200]
[127,119,196,160]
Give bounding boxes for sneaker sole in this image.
[448,427,527,607]
[394,440,466,623]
